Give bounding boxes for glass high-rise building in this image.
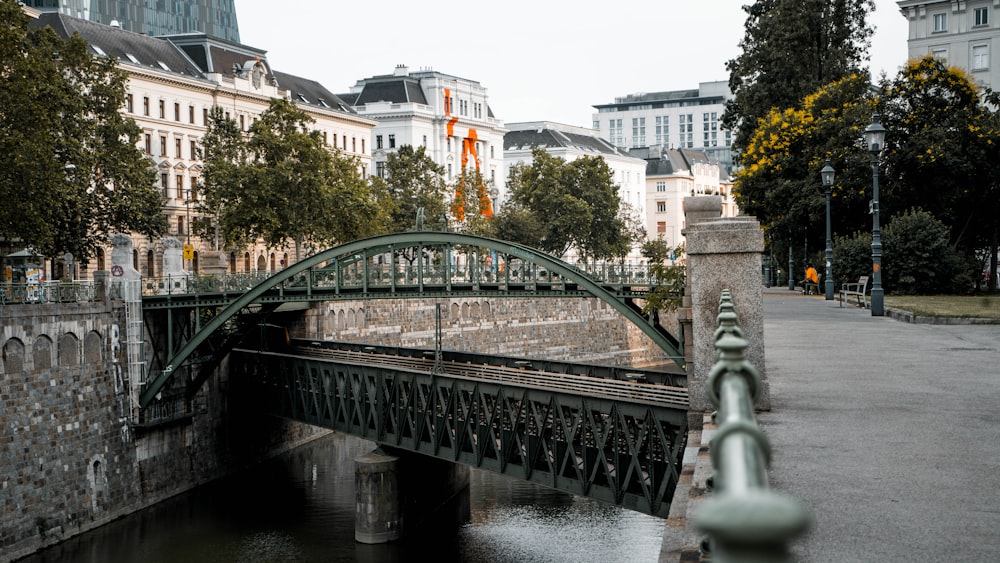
[21,0,240,42]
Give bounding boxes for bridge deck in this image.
[286,346,689,408]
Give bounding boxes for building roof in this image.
[272,71,356,113]
[629,146,717,177]
[504,122,633,158]
[350,78,429,106]
[32,12,205,79]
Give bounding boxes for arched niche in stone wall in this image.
[59,333,80,367]
[84,331,102,365]
[33,335,53,370]
[451,303,460,320]
[3,338,25,374]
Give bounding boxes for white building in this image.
[503,121,648,262]
[592,81,735,177]
[898,0,1000,90]
[630,147,738,250]
[340,65,507,194]
[33,12,375,279]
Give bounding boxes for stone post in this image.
[160,237,188,294]
[92,270,109,302]
[678,197,723,381]
[685,214,769,413]
[110,235,140,282]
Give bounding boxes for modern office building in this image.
[29,11,373,278]
[22,0,240,42]
[592,81,735,177]
[339,65,507,198]
[898,0,1000,90]
[504,121,648,262]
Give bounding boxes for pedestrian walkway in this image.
[758,288,1000,562]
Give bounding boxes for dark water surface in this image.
[21,433,665,563]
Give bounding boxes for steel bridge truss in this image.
[139,232,684,409]
[233,350,688,519]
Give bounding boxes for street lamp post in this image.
[788,232,795,291]
[864,114,886,316]
[821,161,835,300]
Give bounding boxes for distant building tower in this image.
[898,0,1000,91]
[592,81,734,178]
[21,0,240,42]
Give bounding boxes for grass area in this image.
[884,294,1000,319]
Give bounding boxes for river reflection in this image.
[21,433,665,563]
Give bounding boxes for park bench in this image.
[839,275,870,309]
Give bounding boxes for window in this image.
[657,221,666,234]
[160,136,167,156]
[422,135,428,147]
[631,117,646,147]
[703,112,718,147]
[361,139,365,153]
[490,145,494,159]
[342,136,347,150]
[352,137,356,152]
[679,114,694,148]
[934,13,947,32]
[144,134,151,155]
[447,163,452,179]
[656,181,666,192]
[126,94,134,113]
[190,139,197,160]
[609,119,624,146]
[655,116,669,145]
[159,100,165,119]
[190,178,198,199]
[177,216,184,235]
[932,47,949,62]
[388,134,396,148]
[189,105,195,123]
[376,135,383,149]
[973,44,989,70]
[656,201,666,213]
[203,108,208,125]
[376,161,385,178]
[143,96,150,116]
[174,103,180,121]
[176,175,184,199]
[160,173,168,197]
[239,115,245,130]
[975,7,989,26]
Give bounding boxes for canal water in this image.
[21,432,666,563]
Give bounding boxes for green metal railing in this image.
[694,289,810,562]
[0,281,100,304]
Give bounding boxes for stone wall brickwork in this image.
[0,302,327,562]
[292,296,679,369]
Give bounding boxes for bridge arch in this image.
[140,232,683,408]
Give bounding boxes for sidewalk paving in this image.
[757,287,1000,562]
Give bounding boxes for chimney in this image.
[393,64,409,76]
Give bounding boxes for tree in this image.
[723,0,874,157]
[198,99,386,260]
[499,148,632,262]
[878,57,997,257]
[640,237,685,315]
[0,1,166,262]
[370,145,448,233]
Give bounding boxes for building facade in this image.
[340,65,507,197]
[631,147,738,250]
[899,0,1000,90]
[22,0,240,42]
[592,81,735,177]
[32,12,374,280]
[504,121,648,262]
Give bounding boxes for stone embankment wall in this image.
[0,301,325,562]
[291,296,679,369]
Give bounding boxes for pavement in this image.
[757,287,1000,562]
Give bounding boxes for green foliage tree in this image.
[499,148,633,261]
[882,208,974,295]
[640,238,685,315]
[0,1,165,262]
[879,57,997,258]
[832,230,872,292]
[723,0,874,157]
[370,145,447,233]
[198,99,385,260]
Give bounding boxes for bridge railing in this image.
[140,261,664,297]
[0,280,99,304]
[694,289,810,562]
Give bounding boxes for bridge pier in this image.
[355,447,470,544]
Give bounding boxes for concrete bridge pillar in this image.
[684,208,769,414]
[355,447,470,544]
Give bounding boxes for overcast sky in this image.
[237,1,910,127]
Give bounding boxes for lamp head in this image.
[864,114,887,155]
[820,160,835,187]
